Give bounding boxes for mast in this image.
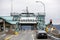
[26,6,29,17]
[26,6,29,13]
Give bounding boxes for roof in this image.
[0,16,13,21]
[7,21,18,24]
[0,16,18,24]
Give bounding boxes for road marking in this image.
[5,35,13,40]
[20,31,27,40]
[32,34,34,40]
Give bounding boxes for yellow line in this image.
[5,35,13,40]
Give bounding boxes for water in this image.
[53,25,60,30]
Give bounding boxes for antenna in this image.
[26,6,29,17]
[26,6,29,13]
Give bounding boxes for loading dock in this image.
[18,23,37,30]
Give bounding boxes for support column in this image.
[3,21,5,32]
[15,24,19,32]
[10,25,12,32]
[19,24,22,31]
[20,24,22,31]
[34,24,36,30]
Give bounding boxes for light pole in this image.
[36,1,45,13]
[36,1,45,30]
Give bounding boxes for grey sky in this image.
[0,0,60,24]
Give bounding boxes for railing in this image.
[11,13,19,16]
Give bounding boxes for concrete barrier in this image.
[0,34,6,40]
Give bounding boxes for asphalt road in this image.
[10,30,51,40]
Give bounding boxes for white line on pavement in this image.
[32,34,34,40]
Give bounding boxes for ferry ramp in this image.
[10,30,51,40]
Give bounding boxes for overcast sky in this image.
[0,0,60,24]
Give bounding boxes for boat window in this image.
[20,13,35,17]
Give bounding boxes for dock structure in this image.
[0,12,45,34]
[11,12,45,30]
[0,6,46,34]
[0,16,19,34]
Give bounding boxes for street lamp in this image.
[36,1,45,13]
[36,1,45,30]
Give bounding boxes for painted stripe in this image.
[5,35,13,40]
[32,34,34,40]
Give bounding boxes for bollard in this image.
[15,32,19,35]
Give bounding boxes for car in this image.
[36,30,47,39]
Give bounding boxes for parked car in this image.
[36,30,47,39]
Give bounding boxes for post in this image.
[10,25,12,32]
[3,21,5,32]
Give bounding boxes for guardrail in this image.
[47,34,60,40]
